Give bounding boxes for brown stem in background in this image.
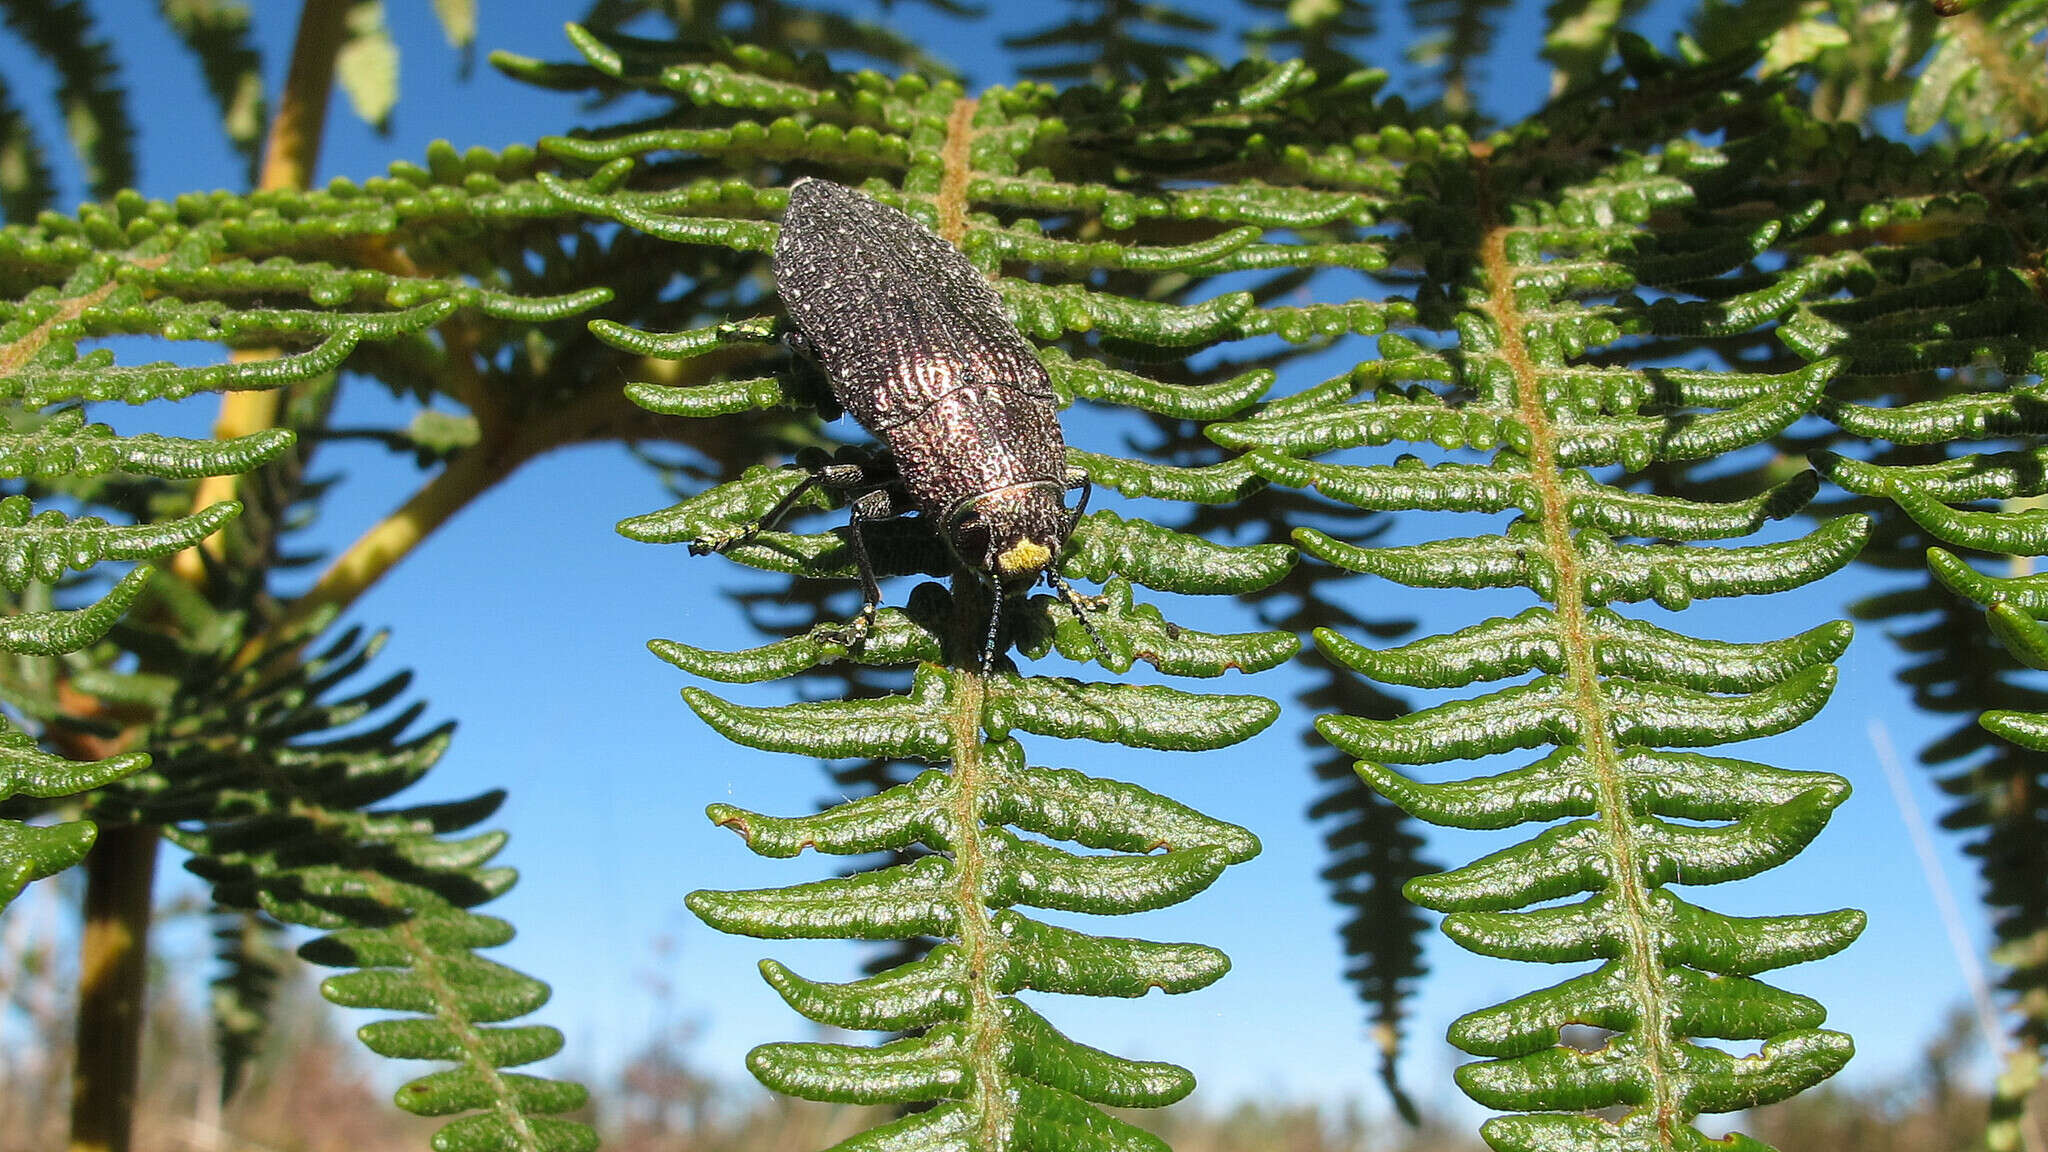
[171,0,349,587]
[64,824,159,1152]
[65,0,727,1140]
[257,0,351,195]
[71,4,352,1151]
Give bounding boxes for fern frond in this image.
[1291,567,1431,1120]
[536,0,971,84]
[0,723,146,904]
[335,2,397,132]
[1813,460,2048,1150]
[109,614,596,1151]
[1161,392,1432,1115]
[1240,0,1376,78]
[1222,49,1869,1149]
[651,456,1289,1148]
[0,141,624,906]
[0,118,669,1132]
[0,11,321,898]
[1541,0,1653,97]
[679,647,1278,1150]
[1407,0,1511,116]
[1909,0,2048,140]
[1814,456,2048,1146]
[209,908,285,1101]
[0,142,612,443]
[0,397,294,908]
[1694,0,2045,137]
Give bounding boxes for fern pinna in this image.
[523,22,1449,1149]
[1215,46,1870,1150]
[98,607,592,1152]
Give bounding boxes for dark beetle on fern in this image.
[696,178,1102,671]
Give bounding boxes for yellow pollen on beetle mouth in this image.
[996,540,1052,578]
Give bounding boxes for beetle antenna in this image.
[974,541,1006,675]
[1047,572,1109,665]
[979,591,1005,675]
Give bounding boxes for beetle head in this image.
[945,481,1107,673]
[945,482,1069,591]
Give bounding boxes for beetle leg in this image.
[1048,570,1111,666]
[1061,466,1092,535]
[1048,469,1109,664]
[842,448,902,493]
[1054,466,1102,603]
[780,325,850,420]
[833,485,899,651]
[690,460,873,555]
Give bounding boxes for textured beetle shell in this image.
[772,178,1067,532]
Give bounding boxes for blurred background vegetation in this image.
[0,898,2011,1151]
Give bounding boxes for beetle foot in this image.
[819,605,880,653]
[689,525,757,555]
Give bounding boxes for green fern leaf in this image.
[0,119,624,910]
[208,909,285,1100]
[0,717,149,903]
[1908,0,2048,140]
[1224,49,1869,1149]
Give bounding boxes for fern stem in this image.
[1479,179,1682,1145]
[66,823,158,1152]
[0,263,144,380]
[259,0,351,194]
[937,97,979,246]
[946,669,1008,1149]
[380,874,545,1150]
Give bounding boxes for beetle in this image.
[695,177,1101,671]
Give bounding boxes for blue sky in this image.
[0,0,2007,1126]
